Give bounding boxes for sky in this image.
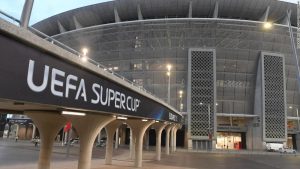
[0,0,298,25]
[0,0,112,25]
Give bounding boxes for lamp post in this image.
[166,64,172,104]
[179,90,183,112]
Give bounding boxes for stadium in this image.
[33,0,300,151]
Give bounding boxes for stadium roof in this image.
[33,0,297,36]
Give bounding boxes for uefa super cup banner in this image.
[0,33,180,122]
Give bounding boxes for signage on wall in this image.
[27,59,141,112]
[0,34,181,122]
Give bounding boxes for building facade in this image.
[34,0,300,150]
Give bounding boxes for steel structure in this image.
[31,0,300,150]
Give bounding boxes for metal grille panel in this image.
[263,54,286,140]
[189,49,215,138]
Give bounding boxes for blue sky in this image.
[0,0,298,25]
[0,0,112,25]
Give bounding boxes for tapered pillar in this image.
[25,112,67,169]
[130,129,135,160]
[165,124,173,155]
[104,120,124,165]
[170,126,175,153]
[115,128,119,149]
[127,119,155,168]
[172,124,181,152]
[152,122,168,161]
[143,129,150,150]
[68,114,115,169]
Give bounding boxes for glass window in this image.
[131,63,143,70]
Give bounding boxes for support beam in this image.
[165,124,173,155]
[137,4,143,20]
[259,6,270,22]
[188,1,193,18]
[57,21,66,33]
[114,7,121,23]
[281,10,292,26]
[127,119,155,168]
[25,112,67,169]
[104,120,124,165]
[213,1,219,18]
[73,16,82,29]
[68,114,115,169]
[152,122,168,161]
[20,0,34,28]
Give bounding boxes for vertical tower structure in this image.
[188,48,216,150]
[253,52,287,149]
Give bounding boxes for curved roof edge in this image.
[33,0,297,36]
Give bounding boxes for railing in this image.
[0,10,180,115]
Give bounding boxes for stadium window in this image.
[132,63,143,70]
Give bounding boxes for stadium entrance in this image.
[216,132,246,150]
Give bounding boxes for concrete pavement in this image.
[1,139,300,169]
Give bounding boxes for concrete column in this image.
[129,129,135,160]
[7,124,11,138]
[20,0,34,28]
[127,119,155,168]
[173,125,181,152]
[104,120,123,165]
[69,114,115,169]
[31,124,36,140]
[170,127,174,152]
[165,124,173,155]
[115,128,119,149]
[120,125,126,145]
[25,112,67,169]
[174,129,177,152]
[152,122,167,161]
[15,124,19,139]
[143,129,150,150]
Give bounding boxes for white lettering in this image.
[120,93,126,110]
[135,99,140,112]
[27,59,142,113]
[100,87,108,106]
[65,74,78,98]
[126,96,132,111]
[91,83,100,104]
[75,79,87,102]
[169,113,178,122]
[51,68,65,97]
[27,60,49,92]
[115,91,120,108]
[108,89,115,106]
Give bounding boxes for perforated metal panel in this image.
[188,49,216,139]
[262,53,287,141]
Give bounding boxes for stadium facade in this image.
[34,0,300,150]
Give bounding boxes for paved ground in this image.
[0,139,300,169]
